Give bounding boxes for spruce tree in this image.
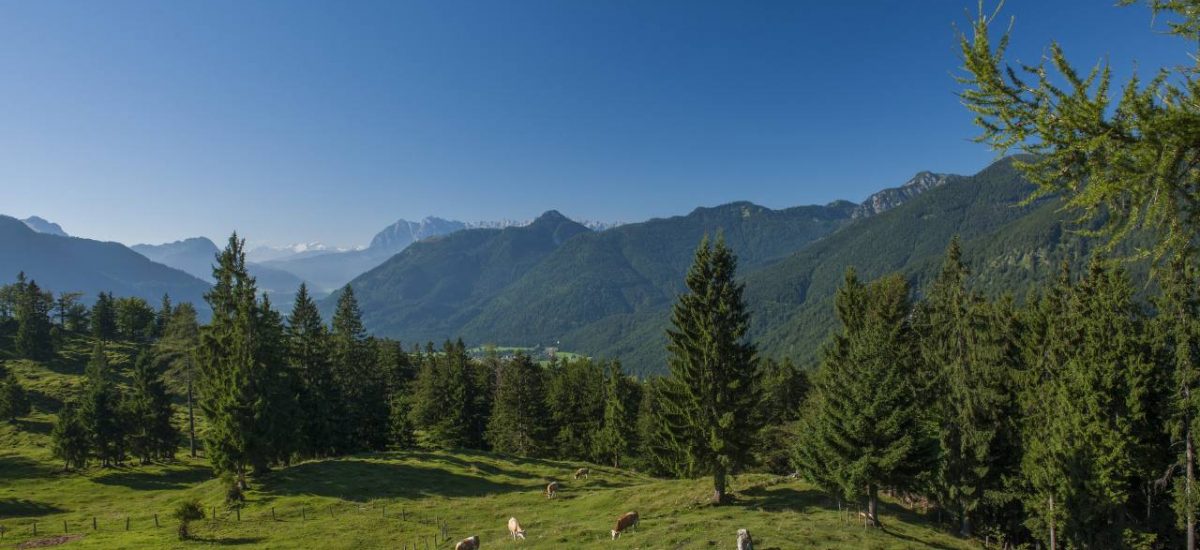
[197,234,297,476]
[330,285,388,451]
[51,401,89,471]
[916,238,1019,536]
[80,343,125,466]
[1159,255,1200,549]
[659,236,762,504]
[545,357,604,461]
[286,283,340,458]
[156,294,173,339]
[409,341,481,449]
[388,392,416,450]
[124,350,179,464]
[486,352,549,456]
[0,371,31,421]
[793,269,930,526]
[90,292,117,341]
[594,361,635,468]
[15,279,53,360]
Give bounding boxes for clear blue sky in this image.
[0,0,1186,247]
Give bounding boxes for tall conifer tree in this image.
[659,236,762,504]
[917,238,1019,536]
[80,343,125,466]
[486,352,549,456]
[330,285,388,451]
[287,283,340,457]
[794,269,930,526]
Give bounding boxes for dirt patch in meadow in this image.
[16,534,83,548]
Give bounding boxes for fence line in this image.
[0,501,454,547]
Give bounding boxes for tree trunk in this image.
[960,507,971,538]
[1188,418,1196,550]
[1048,494,1056,550]
[713,466,727,505]
[187,366,196,458]
[867,484,881,528]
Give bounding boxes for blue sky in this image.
[0,0,1187,247]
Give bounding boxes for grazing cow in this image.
[454,535,480,550]
[545,481,559,499]
[736,528,754,550]
[508,517,526,540]
[574,467,590,480]
[611,511,639,540]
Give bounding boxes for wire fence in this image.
[0,500,455,549]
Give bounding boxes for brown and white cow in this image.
[611,511,639,539]
[545,481,559,499]
[507,517,526,540]
[574,467,589,480]
[454,535,480,550]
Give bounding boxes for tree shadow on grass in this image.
[27,390,62,415]
[262,458,526,502]
[191,536,267,546]
[0,498,66,518]
[0,454,57,482]
[396,451,545,482]
[92,464,213,490]
[736,486,838,513]
[12,417,52,436]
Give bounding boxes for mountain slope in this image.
[21,216,69,237]
[0,216,210,307]
[329,211,591,340]
[132,237,221,281]
[459,201,857,347]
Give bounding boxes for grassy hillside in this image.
[0,341,979,549]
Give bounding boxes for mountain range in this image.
[4,157,1105,374]
[0,216,210,307]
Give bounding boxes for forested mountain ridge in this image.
[459,200,858,349]
[0,215,210,306]
[325,210,592,341]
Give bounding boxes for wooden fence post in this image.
[63,520,67,533]
[271,507,276,521]
[302,506,307,521]
[92,516,97,530]
[236,507,241,522]
[154,514,159,528]
[32,522,36,536]
[125,517,129,531]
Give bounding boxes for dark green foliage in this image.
[124,350,179,464]
[409,341,485,449]
[55,291,87,332]
[286,283,340,458]
[51,401,89,471]
[330,285,389,452]
[115,296,157,342]
[1158,256,1200,543]
[15,278,54,360]
[916,238,1020,536]
[90,292,117,341]
[80,342,126,466]
[196,234,299,476]
[544,357,605,461]
[328,211,591,343]
[0,371,31,420]
[485,352,550,456]
[658,236,762,504]
[594,361,637,468]
[794,270,932,526]
[388,392,416,450]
